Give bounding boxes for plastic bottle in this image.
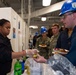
[14,59,22,75]
[25,60,31,75]
[19,58,25,74]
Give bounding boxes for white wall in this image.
[0,7,27,52]
[25,24,29,49]
[22,20,26,50]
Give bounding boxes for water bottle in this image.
[55,71,64,75]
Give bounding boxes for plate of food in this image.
[52,48,69,54]
[39,44,47,47]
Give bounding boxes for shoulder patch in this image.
[72,2,76,8]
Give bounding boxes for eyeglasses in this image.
[61,12,73,19]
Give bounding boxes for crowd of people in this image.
[1,0,76,75]
[34,0,76,67]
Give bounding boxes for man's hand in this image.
[33,54,47,63]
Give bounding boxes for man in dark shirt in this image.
[56,28,71,50]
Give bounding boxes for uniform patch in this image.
[72,2,76,8]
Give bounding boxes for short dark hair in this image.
[0,19,10,26]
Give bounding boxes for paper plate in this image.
[39,44,47,47]
[52,48,69,54]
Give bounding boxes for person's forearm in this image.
[12,51,26,59]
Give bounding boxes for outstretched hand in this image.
[33,54,47,63]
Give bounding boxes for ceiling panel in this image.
[0,0,64,27]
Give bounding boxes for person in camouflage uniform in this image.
[35,26,50,59]
[49,23,60,56]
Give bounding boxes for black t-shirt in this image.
[0,33,12,74]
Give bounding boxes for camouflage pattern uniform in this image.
[35,36,50,59]
[49,33,59,56]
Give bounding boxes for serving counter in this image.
[11,54,76,75]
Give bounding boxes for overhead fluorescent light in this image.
[41,17,46,21]
[29,26,38,29]
[42,0,51,6]
[67,0,72,3]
